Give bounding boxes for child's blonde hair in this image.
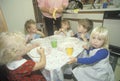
[0,32,26,65]
[78,19,93,32]
[90,27,109,49]
[61,19,71,30]
[24,19,36,33]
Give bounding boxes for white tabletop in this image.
[27,35,85,81]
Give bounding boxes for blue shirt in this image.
[34,34,41,39]
[77,48,108,64]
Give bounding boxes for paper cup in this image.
[51,39,57,48]
[66,47,73,56]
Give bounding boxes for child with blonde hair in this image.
[68,27,114,81]
[54,19,74,37]
[25,19,45,43]
[0,32,46,81]
[74,18,93,42]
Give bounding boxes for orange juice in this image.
[66,47,73,56]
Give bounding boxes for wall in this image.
[0,0,35,33]
[63,12,104,33]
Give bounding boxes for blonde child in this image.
[68,27,114,81]
[0,32,46,81]
[54,19,74,37]
[74,18,93,42]
[62,19,93,79]
[25,19,45,43]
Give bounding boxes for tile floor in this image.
[114,58,120,81]
[64,79,74,81]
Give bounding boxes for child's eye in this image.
[92,37,95,39]
[98,38,102,41]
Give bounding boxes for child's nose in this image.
[93,39,98,43]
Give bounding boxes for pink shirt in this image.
[37,0,68,18]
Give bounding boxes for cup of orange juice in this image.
[66,47,73,56]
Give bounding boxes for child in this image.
[74,18,93,42]
[54,19,74,37]
[68,27,114,81]
[0,32,46,81]
[24,19,45,43]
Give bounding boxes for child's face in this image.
[28,24,37,33]
[62,23,69,30]
[77,25,87,33]
[90,35,104,48]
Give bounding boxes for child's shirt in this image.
[66,30,73,37]
[77,48,108,64]
[6,59,46,81]
[73,48,114,81]
[26,34,41,43]
[74,32,90,41]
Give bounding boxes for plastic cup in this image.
[51,39,57,48]
[66,47,73,56]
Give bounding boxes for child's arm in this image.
[82,44,89,50]
[36,30,45,37]
[58,28,63,34]
[68,57,77,64]
[32,47,46,71]
[20,43,39,56]
[55,28,66,36]
[68,49,108,65]
[25,43,40,53]
[77,49,108,64]
[61,29,67,36]
[25,35,33,43]
[80,33,88,42]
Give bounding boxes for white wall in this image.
[0,0,35,33]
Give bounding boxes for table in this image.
[27,35,85,81]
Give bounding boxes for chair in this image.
[0,65,9,81]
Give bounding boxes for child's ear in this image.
[27,28,30,32]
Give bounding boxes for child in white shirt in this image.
[54,19,74,37]
[68,27,114,81]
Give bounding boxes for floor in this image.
[114,58,120,81]
[64,79,74,81]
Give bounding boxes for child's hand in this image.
[37,47,44,55]
[24,43,40,53]
[59,28,63,32]
[68,57,77,64]
[35,30,42,34]
[80,33,87,42]
[35,30,45,37]
[80,33,86,39]
[61,28,65,32]
[82,45,89,50]
[31,43,40,48]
